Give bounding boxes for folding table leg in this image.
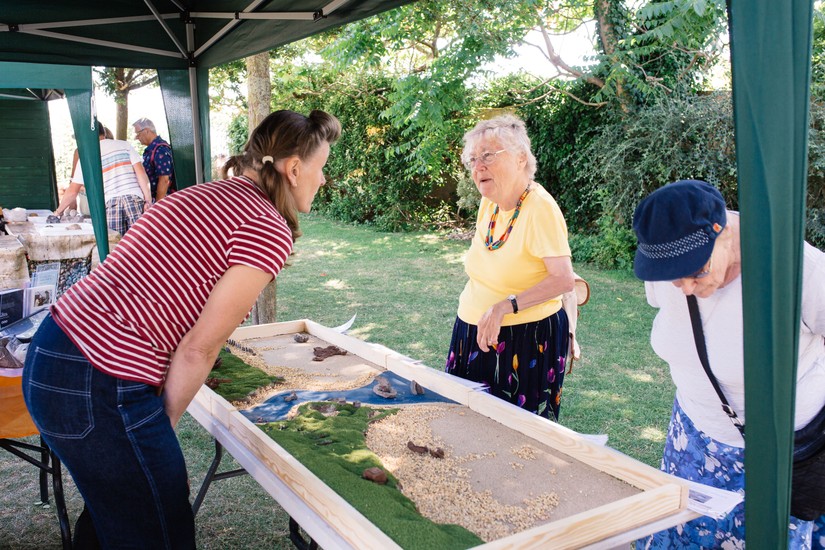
[38,437,50,506]
[0,437,72,549]
[48,448,72,550]
[191,439,247,515]
[288,517,318,550]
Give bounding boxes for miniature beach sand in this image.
[365,404,640,542]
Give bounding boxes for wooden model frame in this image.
[188,320,693,550]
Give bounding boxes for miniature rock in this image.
[205,377,231,390]
[312,345,348,361]
[362,467,388,484]
[312,403,338,416]
[429,447,445,459]
[373,375,397,399]
[293,333,310,343]
[284,391,298,402]
[410,380,425,395]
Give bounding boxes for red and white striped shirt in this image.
[51,176,292,386]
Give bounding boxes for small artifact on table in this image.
[428,447,445,459]
[293,333,309,343]
[407,440,429,454]
[3,208,27,222]
[373,375,397,399]
[62,209,84,223]
[65,224,82,231]
[362,467,388,485]
[46,215,61,223]
[226,339,257,355]
[410,380,425,395]
[205,377,232,390]
[0,338,23,369]
[312,345,348,361]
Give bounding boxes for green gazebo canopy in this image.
[0,0,412,260]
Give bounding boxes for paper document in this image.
[686,480,743,519]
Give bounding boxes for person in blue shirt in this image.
[133,117,176,202]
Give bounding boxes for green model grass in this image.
[209,349,284,402]
[209,349,482,548]
[260,403,484,549]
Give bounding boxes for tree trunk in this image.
[115,68,129,140]
[247,53,271,130]
[115,97,129,140]
[594,0,631,113]
[246,52,277,325]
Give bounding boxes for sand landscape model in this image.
[206,330,653,546]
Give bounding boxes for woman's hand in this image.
[476,300,510,352]
[475,256,575,353]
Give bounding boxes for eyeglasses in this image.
[464,149,506,169]
[135,128,148,137]
[688,254,713,279]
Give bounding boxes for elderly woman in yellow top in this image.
[445,114,575,420]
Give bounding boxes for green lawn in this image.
[0,213,675,549]
[276,214,675,465]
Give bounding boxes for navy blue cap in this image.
[632,180,726,281]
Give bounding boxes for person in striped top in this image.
[23,110,341,549]
[55,123,153,235]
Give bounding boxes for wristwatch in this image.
[507,294,519,314]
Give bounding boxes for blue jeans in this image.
[23,314,195,549]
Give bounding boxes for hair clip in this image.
[262,155,274,164]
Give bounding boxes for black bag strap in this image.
[686,294,746,437]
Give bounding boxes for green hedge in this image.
[227,76,825,266]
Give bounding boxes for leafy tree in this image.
[208,0,732,236]
[811,4,825,100]
[319,0,539,189]
[209,59,247,112]
[95,67,157,139]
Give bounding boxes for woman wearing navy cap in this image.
[632,179,825,549]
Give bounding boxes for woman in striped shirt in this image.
[22,110,341,549]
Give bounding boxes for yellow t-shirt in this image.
[457,185,571,326]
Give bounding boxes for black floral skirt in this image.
[444,310,569,421]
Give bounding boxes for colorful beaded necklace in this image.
[485,184,531,251]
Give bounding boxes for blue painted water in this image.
[240,371,455,423]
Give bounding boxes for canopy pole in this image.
[728,0,814,547]
[188,67,203,184]
[143,0,188,57]
[186,20,204,184]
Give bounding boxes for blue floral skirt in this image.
[637,399,813,549]
[815,516,825,549]
[444,310,568,421]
